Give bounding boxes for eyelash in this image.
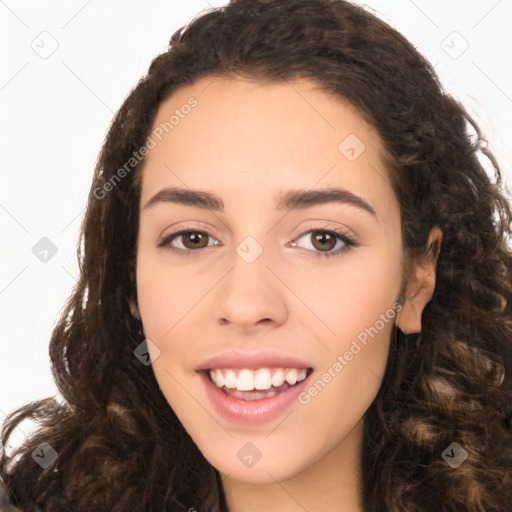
[157,226,359,259]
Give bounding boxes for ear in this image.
[396,227,442,334]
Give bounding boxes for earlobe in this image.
[396,227,442,334]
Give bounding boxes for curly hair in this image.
[1,0,511,510]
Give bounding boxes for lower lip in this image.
[198,371,312,426]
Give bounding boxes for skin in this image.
[136,76,441,512]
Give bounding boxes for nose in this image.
[213,241,288,332]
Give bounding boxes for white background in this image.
[1,0,511,445]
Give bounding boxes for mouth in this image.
[197,364,314,425]
[204,367,313,401]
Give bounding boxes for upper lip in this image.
[196,350,313,371]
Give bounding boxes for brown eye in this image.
[310,231,337,252]
[291,228,357,259]
[180,232,209,249]
[158,230,222,252]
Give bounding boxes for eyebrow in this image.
[143,186,377,217]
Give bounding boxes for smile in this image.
[198,368,313,425]
[208,367,310,400]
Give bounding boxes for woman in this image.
[1,0,511,510]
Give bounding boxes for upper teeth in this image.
[209,368,308,391]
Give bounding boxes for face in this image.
[136,76,404,484]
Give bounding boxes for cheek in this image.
[136,255,210,339]
[135,254,227,382]
[136,269,173,340]
[294,276,396,451]
[283,249,400,410]
[283,248,402,346]
[135,261,197,409]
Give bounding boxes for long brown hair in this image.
[2,1,511,510]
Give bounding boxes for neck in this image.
[220,420,365,512]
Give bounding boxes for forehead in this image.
[140,76,396,218]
